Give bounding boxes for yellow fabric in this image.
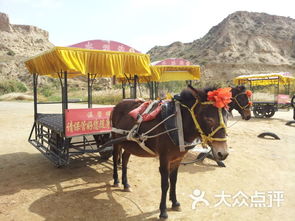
[25,47,151,78]
[116,65,200,83]
[234,73,295,86]
[151,65,201,82]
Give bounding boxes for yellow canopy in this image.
[151,65,201,82]
[118,65,201,83]
[25,46,151,78]
[234,73,295,86]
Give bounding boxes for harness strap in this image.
[232,93,251,110]
[175,102,185,152]
[112,125,157,156]
[176,99,227,147]
[128,135,156,156]
[111,113,177,156]
[111,128,129,135]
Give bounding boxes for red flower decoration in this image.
[246,90,252,98]
[207,87,232,108]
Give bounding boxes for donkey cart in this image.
[25,46,151,167]
[234,73,295,118]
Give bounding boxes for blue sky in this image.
[1,0,294,53]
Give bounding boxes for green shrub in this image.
[7,49,15,56]
[40,85,54,97]
[92,89,123,105]
[0,79,27,95]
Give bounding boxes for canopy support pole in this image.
[155,82,159,99]
[186,80,192,86]
[276,79,279,109]
[33,73,38,122]
[88,73,92,108]
[149,82,155,100]
[131,75,138,99]
[122,82,126,99]
[61,71,68,134]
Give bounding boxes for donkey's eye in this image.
[204,117,215,127]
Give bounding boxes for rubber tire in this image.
[99,146,113,160]
[257,132,280,140]
[253,105,264,118]
[286,120,295,126]
[264,105,275,118]
[291,95,295,108]
[93,134,113,160]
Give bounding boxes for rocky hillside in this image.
[0,12,54,86]
[148,11,295,81]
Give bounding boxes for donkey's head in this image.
[230,86,252,120]
[175,86,231,161]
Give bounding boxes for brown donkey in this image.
[229,85,252,120]
[111,86,231,219]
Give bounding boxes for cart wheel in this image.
[291,95,295,108]
[93,134,113,160]
[264,105,275,118]
[253,105,264,118]
[99,146,113,160]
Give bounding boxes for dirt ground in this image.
[0,101,294,221]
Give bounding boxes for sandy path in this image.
[0,101,294,221]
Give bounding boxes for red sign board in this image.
[65,107,113,137]
[277,94,290,104]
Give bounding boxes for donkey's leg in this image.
[118,147,122,165]
[159,157,170,219]
[169,161,181,211]
[122,150,131,192]
[112,144,120,187]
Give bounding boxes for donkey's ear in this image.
[188,84,195,91]
[237,85,246,91]
[187,85,198,98]
[173,94,182,101]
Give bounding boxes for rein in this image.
[176,98,227,147]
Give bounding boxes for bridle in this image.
[232,92,252,110]
[176,95,227,147]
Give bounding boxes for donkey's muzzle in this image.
[217,151,229,161]
[211,141,229,161]
[241,109,251,120]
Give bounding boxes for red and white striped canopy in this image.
[69,39,140,53]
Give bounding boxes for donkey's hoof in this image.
[159,211,168,219]
[172,202,181,211]
[123,187,132,192]
[113,183,120,187]
[216,161,226,167]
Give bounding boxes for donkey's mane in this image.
[175,86,218,107]
[201,87,218,102]
[233,85,246,92]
